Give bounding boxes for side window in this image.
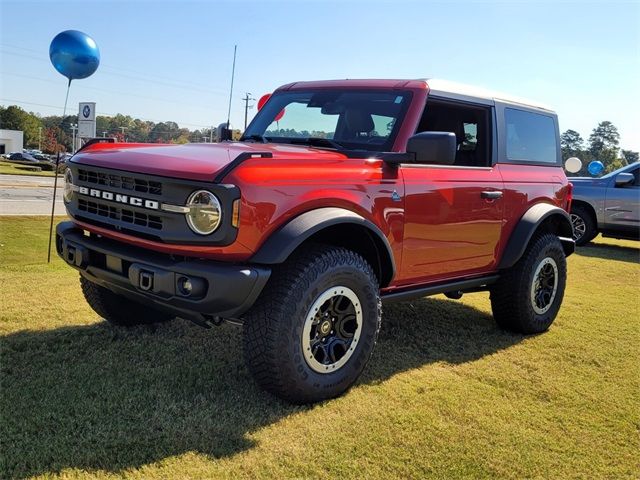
[371,114,395,141]
[461,123,477,151]
[505,108,557,164]
[416,101,491,167]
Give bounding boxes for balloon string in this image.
[47,79,72,263]
[62,78,71,115]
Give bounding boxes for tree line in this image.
[561,121,638,175]
[0,105,240,153]
[1,105,638,175]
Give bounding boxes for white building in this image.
[0,129,23,155]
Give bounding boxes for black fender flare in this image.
[251,207,396,285]
[499,203,575,269]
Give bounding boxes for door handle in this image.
[481,191,503,200]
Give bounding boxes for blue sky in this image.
[1,0,638,150]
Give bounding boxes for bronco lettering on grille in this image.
[77,186,160,210]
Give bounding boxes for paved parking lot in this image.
[0,174,65,215]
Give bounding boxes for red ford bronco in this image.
[56,79,574,403]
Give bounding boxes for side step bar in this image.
[381,275,499,304]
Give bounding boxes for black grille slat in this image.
[70,164,239,245]
[148,216,162,229]
[78,169,162,195]
[78,198,162,230]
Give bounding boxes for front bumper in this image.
[56,221,270,323]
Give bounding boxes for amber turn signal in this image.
[232,199,241,228]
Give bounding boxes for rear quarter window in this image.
[505,108,557,164]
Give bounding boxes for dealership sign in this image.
[78,102,96,138]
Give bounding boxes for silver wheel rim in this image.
[302,286,362,374]
[530,257,559,315]
[570,213,586,241]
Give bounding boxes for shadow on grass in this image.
[575,241,639,264]
[0,297,522,478]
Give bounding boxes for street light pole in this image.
[102,131,107,137]
[70,123,78,153]
[38,126,42,151]
[119,126,127,142]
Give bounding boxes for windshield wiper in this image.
[290,137,344,150]
[242,134,269,143]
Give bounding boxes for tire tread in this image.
[243,244,380,403]
[572,204,598,246]
[491,233,566,334]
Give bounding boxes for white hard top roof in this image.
[425,78,554,112]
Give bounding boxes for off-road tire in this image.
[571,204,597,246]
[80,275,174,326]
[490,233,567,334]
[243,245,381,404]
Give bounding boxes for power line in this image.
[1,43,248,131]
[1,42,229,92]
[0,47,230,95]
[0,71,222,110]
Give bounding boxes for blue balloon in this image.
[588,160,605,176]
[49,30,100,81]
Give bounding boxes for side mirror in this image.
[615,172,635,187]
[406,131,456,165]
[216,122,232,142]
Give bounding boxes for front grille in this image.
[78,198,163,230]
[78,169,162,195]
[69,163,239,245]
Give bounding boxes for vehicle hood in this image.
[70,142,348,182]
[567,176,608,187]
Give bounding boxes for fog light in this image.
[178,276,193,296]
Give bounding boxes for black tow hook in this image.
[444,290,463,300]
[198,315,243,328]
[202,314,224,328]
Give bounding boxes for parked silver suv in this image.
[569,162,640,245]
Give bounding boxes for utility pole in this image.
[38,126,42,151]
[242,93,255,130]
[70,123,78,153]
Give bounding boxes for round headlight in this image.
[186,190,222,235]
[63,168,74,203]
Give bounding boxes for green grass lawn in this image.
[0,161,59,177]
[1,216,638,479]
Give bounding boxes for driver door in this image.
[398,99,504,285]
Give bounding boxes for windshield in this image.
[600,160,640,178]
[242,89,412,152]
